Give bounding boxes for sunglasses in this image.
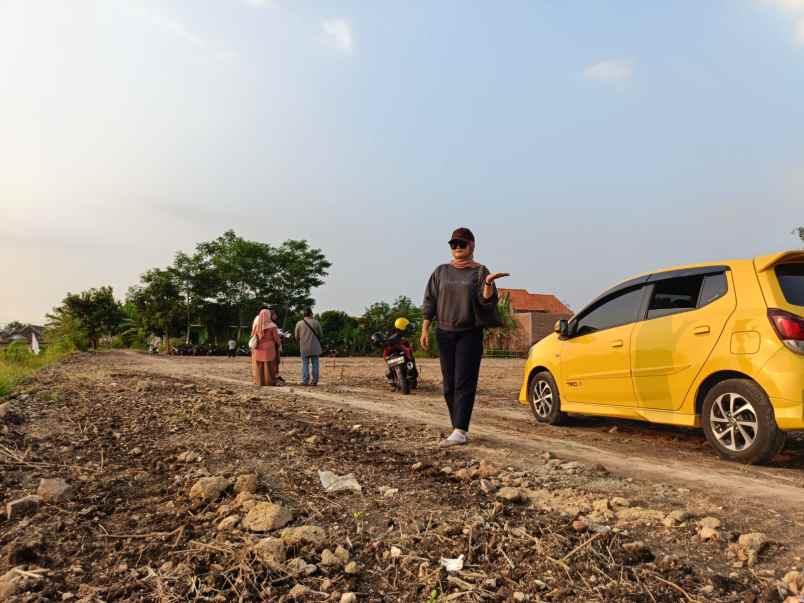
[449,240,469,250]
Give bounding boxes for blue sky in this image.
[2,0,803,324]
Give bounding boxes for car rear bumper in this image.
[762,348,804,429]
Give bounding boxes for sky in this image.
[2,0,804,325]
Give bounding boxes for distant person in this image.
[227,337,237,358]
[251,308,281,386]
[295,308,323,386]
[270,308,286,384]
[420,227,509,447]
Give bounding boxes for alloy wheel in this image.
[532,379,554,419]
[709,392,759,452]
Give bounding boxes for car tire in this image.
[528,371,566,425]
[701,378,783,465]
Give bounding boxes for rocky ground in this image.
[2,352,804,601]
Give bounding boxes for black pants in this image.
[437,328,483,431]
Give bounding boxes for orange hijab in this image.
[251,309,277,338]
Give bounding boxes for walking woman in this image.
[420,228,509,447]
[251,308,282,386]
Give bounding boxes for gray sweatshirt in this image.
[294,318,323,356]
[422,264,498,331]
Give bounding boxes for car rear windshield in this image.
[775,264,804,306]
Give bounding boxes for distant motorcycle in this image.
[371,318,418,395]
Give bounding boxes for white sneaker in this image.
[439,429,468,447]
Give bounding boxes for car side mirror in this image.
[554,319,569,338]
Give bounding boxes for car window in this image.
[698,273,728,307]
[574,287,643,336]
[646,276,704,319]
[775,264,804,306]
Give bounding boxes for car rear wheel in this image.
[702,378,785,465]
[528,371,566,425]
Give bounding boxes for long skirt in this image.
[252,356,277,386]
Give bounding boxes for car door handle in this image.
[693,325,711,335]
[611,339,624,348]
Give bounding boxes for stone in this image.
[663,510,692,528]
[340,593,357,603]
[344,561,360,575]
[6,495,42,520]
[453,468,471,481]
[252,537,286,571]
[0,568,31,599]
[233,491,256,508]
[738,532,768,552]
[479,479,497,495]
[496,487,527,503]
[176,451,199,463]
[305,435,319,444]
[217,515,240,531]
[476,461,499,478]
[610,497,630,508]
[441,466,453,475]
[379,486,399,498]
[699,527,719,541]
[288,584,309,598]
[189,476,230,502]
[592,499,611,513]
[784,570,804,594]
[37,478,73,502]
[234,474,258,494]
[320,549,341,567]
[615,507,666,524]
[0,402,12,420]
[698,516,721,530]
[571,518,589,532]
[242,502,293,532]
[390,546,402,559]
[411,462,423,470]
[280,525,327,549]
[287,557,317,576]
[335,545,350,564]
[513,592,526,602]
[622,541,653,561]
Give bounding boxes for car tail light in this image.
[768,308,804,354]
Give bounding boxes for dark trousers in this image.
[437,328,484,431]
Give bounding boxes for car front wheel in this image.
[528,371,566,425]
[702,378,786,465]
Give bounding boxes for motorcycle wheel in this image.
[398,366,411,395]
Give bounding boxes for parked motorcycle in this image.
[371,318,418,394]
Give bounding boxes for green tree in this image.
[483,292,520,352]
[126,269,186,350]
[196,230,278,339]
[319,310,360,353]
[272,240,332,328]
[3,321,26,334]
[172,250,217,343]
[47,286,125,350]
[795,226,804,245]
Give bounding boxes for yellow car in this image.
[519,251,804,464]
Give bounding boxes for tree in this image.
[47,286,125,350]
[3,321,25,334]
[272,240,332,328]
[196,230,278,339]
[126,269,186,350]
[795,226,804,246]
[483,292,519,352]
[172,250,216,343]
[318,310,360,353]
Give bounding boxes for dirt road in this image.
[132,351,804,517]
[3,350,804,601]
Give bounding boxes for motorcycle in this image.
[371,325,418,394]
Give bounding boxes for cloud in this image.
[321,18,354,54]
[243,0,271,7]
[150,13,206,49]
[582,58,634,83]
[758,0,804,45]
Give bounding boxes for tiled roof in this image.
[499,288,570,314]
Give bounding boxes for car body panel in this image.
[519,252,804,431]
[630,271,736,411]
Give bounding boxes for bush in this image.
[0,339,75,397]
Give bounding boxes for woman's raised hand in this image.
[486,272,510,284]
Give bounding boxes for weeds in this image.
[0,340,73,397]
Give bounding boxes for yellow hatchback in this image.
[519,251,804,464]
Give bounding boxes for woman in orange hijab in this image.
[251,308,281,386]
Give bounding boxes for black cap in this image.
[449,227,475,245]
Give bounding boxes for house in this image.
[0,324,45,352]
[493,288,572,353]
